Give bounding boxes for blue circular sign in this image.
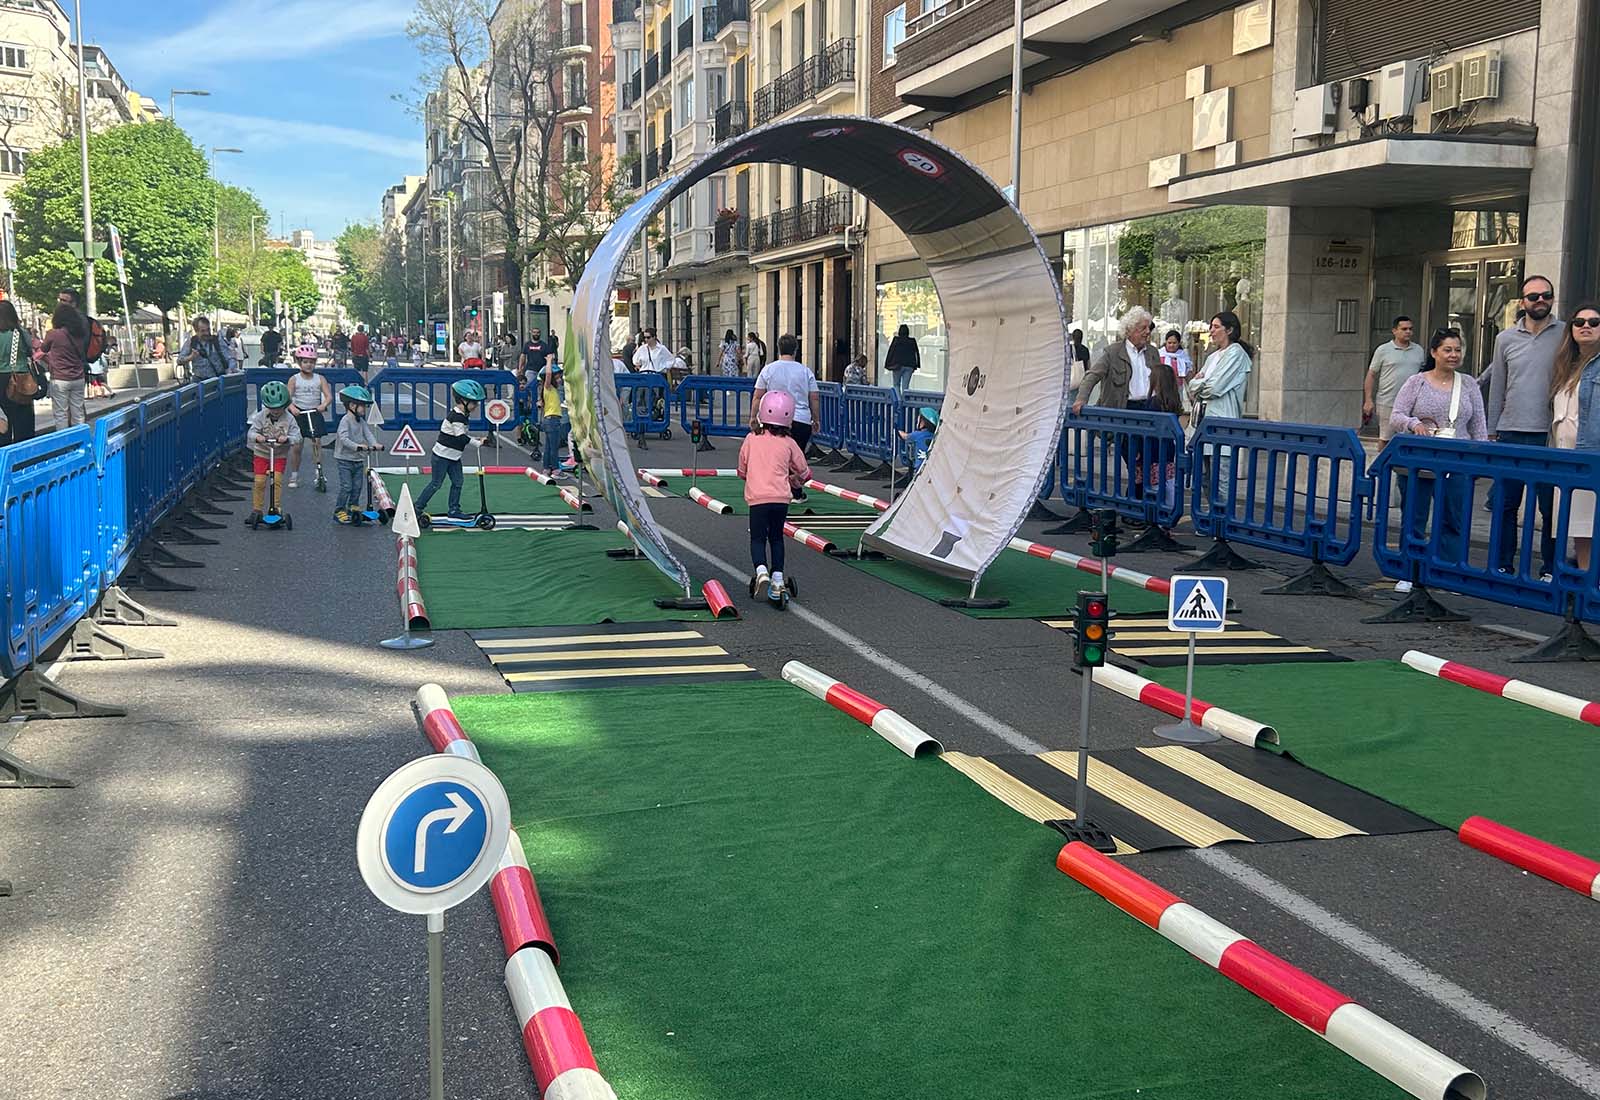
[380,779,492,892]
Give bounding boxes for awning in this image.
[1167,134,1535,209]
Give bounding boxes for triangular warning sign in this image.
[390,423,425,457]
[367,399,386,429]
[1174,583,1220,621]
[392,482,422,539]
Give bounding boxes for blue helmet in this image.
[451,379,486,403]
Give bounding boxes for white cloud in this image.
[181,107,419,162]
[121,0,412,75]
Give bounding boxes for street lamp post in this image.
[429,195,455,358]
[247,213,266,323]
[169,88,209,123]
[72,0,95,314]
[210,146,243,317]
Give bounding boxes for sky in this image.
[88,0,430,241]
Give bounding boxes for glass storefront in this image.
[873,275,948,389]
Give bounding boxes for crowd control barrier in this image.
[242,367,368,417]
[813,382,845,452]
[676,376,754,439]
[1188,418,1372,595]
[1368,436,1600,660]
[616,373,671,439]
[366,367,518,431]
[841,385,899,475]
[1058,407,1188,551]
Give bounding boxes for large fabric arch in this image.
[567,116,1068,594]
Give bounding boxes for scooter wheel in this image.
[662,429,672,441]
[418,514,432,529]
[283,514,293,531]
[476,513,496,530]
[315,477,327,493]
[786,577,798,598]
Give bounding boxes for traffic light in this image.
[469,305,479,318]
[1089,509,1119,558]
[1072,591,1112,668]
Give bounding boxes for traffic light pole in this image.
[1053,591,1117,853]
[1074,660,1092,822]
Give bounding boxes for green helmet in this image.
[451,378,486,403]
[340,384,373,405]
[259,380,291,409]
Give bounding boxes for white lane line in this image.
[661,530,1046,753]
[1194,847,1600,1098]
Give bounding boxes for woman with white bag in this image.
[1389,327,1489,561]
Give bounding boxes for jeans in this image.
[1493,430,1556,573]
[541,416,567,471]
[891,367,914,393]
[749,501,788,574]
[1409,473,1468,562]
[336,459,363,511]
[415,456,464,514]
[51,379,85,430]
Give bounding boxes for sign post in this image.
[1158,575,1227,743]
[358,755,511,1100]
[484,398,511,469]
[108,224,135,364]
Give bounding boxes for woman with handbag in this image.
[1186,310,1254,486]
[1549,301,1600,572]
[1389,327,1489,562]
[0,300,43,443]
[41,303,89,430]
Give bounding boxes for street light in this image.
[169,88,209,122]
[428,194,456,356]
[210,146,243,317]
[72,0,95,314]
[248,213,267,322]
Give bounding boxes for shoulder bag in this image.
[5,330,39,401]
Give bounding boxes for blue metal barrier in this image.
[176,383,206,494]
[222,373,247,450]
[0,429,101,679]
[1059,407,1187,546]
[1369,438,1600,656]
[842,385,899,464]
[617,373,671,437]
[814,382,844,450]
[366,367,518,431]
[676,376,754,438]
[140,392,182,530]
[95,405,144,585]
[1189,418,1373,592]
[243,367,368,416]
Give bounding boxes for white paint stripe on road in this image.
[1193,847,1600,1098]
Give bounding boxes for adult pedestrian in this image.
[1186,311,1254,486]
[457,331,484,368]
[0,299,40,443]
[752,333,819,499]
[1068,328,1091,402]
[843,353,869,386]
[1158,329,1192,382]
[1390,328,1489,562]
[633,328,672,373]
[1363,316,1425,441]
[225,326,246,375]
[719,329,741,377]
[1073,307,1160,414]
[331,327,350,368]
[41,302,89,430]
[743,331,766,376]
[260,318,284,365]
[1486,275,1565,577]
[350,324,372,376]
[519,325,557,379]
[177,316,232,381]
[884,323,920,393]
[1549,302,1600,572]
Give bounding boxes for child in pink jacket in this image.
[738,390,811,602]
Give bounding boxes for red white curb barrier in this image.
[1056,842,1485,1100]
[1403,650,1600,727]
[783,522,836,554]
[1459,816,1600,902]
[687,486,734,515]
[524,466,559,486]
[804,479,889,512]
[492,830,561,961]
[1090,663,1277,747]
[368,469,396,520]
[1007,536,1172,596]
[636,469,669,487]
[396,536,431,631]
[781,660,942,758]
[640,467,738,477]
[703,579,739,618]
[558,485,593,513]
[378,465,527,475]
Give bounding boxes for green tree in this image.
[8,122,212,341]
[201,183,320,323]
[335,221,411,331]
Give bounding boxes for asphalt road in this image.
[1,428,1595,1099]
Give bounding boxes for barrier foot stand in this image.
[184,498,231,517]
[0,746,74,788]
[1511,617,1600,664]
[605,548,648,560]
[1043,510,1094,535]
[654,596,712,611]
[1121,525,1196,554]
[120,559,197,594]
[1262,560,1360,599]
[0,667,126,723]
[696,437,717,453]
[1189,537,1263,571]
[379,628,435,651]
[860,461,895,483]
[1046,818,1118,854]
[94,586,177,628]
[805,442,828,462]
[1362,585,1468,625]
[60,621,162,662]
[942,572,1012,607]
[831,453,872,474]
[153,525,220,548]
[830,546,889,560]
[199,484,245,504]
[1026,499,1063,522]
[170,508,226,531]
[142,541,205,569]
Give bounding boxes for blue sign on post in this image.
[383,781,491,891]
[1168,575,1228,634]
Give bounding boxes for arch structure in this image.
[568,116,1068,594]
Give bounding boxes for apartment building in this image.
[382,175,424,235]
[290,229,348,335]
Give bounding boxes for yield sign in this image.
[390,423,426,457]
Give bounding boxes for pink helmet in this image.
[757,390,795,428]
[293,344,318,361]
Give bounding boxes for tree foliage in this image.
[205,184,319,321]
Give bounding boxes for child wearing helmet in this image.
[538,361,568,479]
[737,389,811,601]
[247,381,302,524]
[286,345,331,489]
[896,406,939,472]
[414,378,486,519]
[333,385,381,524]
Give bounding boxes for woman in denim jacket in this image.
[1549,301,1600,571]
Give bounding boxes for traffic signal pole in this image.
[1055,591,1116,852]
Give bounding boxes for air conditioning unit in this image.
[1430,61,1460,113]
[1378,58,1425,120]
[1460,47,1502,103]
[1292,84,1336,138]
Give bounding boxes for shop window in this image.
[874,273,947,389]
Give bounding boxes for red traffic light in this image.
[1087,599,1106,617]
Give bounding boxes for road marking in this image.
[1194,847,1600,1098]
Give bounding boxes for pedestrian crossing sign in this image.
[1168,575,1228,633]
[390,423,425,457]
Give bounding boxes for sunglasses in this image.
[1572,317,1600,328]
[1523,291,1555,302]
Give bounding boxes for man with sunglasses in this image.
[1485,275,1564,578]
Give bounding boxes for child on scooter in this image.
[286,344,332,490]
[247,381,302,525]
[333,385,381,525]
[737,390,810,603]
[414,378,486,522]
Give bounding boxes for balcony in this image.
[629,158,642,188]
[713,213,749,254]
[559,85,592,114]
[714,99,748,142]
[612,0,640,21]
[752,38,854,125]
[750,191,853,255]
[709,0,749,44]
[672,119,714,163]
[644,53,660,88]
[558,24,592,52]
[677,17,692,50]
[644,137,674,181]
[621,70,642,108]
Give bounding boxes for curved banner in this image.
[570,116,1068,593]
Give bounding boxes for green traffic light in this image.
[1084,645,1103,665]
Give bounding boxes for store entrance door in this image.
[1423,255,1523,377]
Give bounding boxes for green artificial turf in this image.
[1146,660,1600,856]
[673,475,876,517]
[458,682,1411,1100]
[412,528,711,628]
[382,471,574,515]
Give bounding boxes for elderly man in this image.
[1074,307,1161,414]
[177,316,233,381]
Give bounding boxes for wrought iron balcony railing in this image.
[752,38,854,125]
[749,191,853,253]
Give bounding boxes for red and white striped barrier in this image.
[558,485,593,513]
[1057,842,1484,1100]
[396,536,430,631]
[524,466,558,486]
[1402,650,1600,727]
[1007,536,1172,596]
[703,579,738,619]
[803,479,889,512]
[368,469,396,521]
[781,660,942,758]
[1459,816,1600,902]
[783,522,836,554]
[640,467,738,477]
[687,486,734,515]
[413,682,475,760]
[636,469,669,487]
[378,465,529,475]
[1090,663,1276,747]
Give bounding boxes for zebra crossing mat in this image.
[470,622,762,692]
[943,744,1436,854]
[429,514,576,533]
[784,513,874,530]
[1040,615,1344,666]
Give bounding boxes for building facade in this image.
[290,229,348,335]
[382,175,424,235]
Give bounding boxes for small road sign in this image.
[1168,575,1228,634]
[391,424,426,457]
[484,397,512,426]
[391,482,422,540]
[357,754,510,916]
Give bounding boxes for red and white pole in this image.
[803,478,889,512]
[1089,663,1276,747]
[558,485,591,513]
[1403,651,1600,726]
[1459,816,1600,902]
[781,660,942,757]
[369,470,396,521]
[687,486,734,515]
[396,536,430,631]
[524,466,558,486]
[1007,536,1171,596]
[639,467,738,477]
[783,522,835,554]
[702,579,738,618]
[636,469,669,487]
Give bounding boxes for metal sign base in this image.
[380,631,435,650]
[1047,818,1118,853]
[1154,719,1219,744]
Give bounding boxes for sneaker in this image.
[1394,580,1413,594]
[288,473,299,489]
[749,565,770,598]
[334,508,352,525]
[791,489,808,502]
[446,509,470,521]
[770,571,785,601]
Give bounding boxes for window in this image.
[564,124,587,161]
[0,146,27,175]
[677,74,694,119]
[882,4,906,66]
[0,44,28,70]
[0,96,29,122]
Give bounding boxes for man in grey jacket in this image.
[1486,275,1564,576]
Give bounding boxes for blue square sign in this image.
[1168,575,1228,633]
